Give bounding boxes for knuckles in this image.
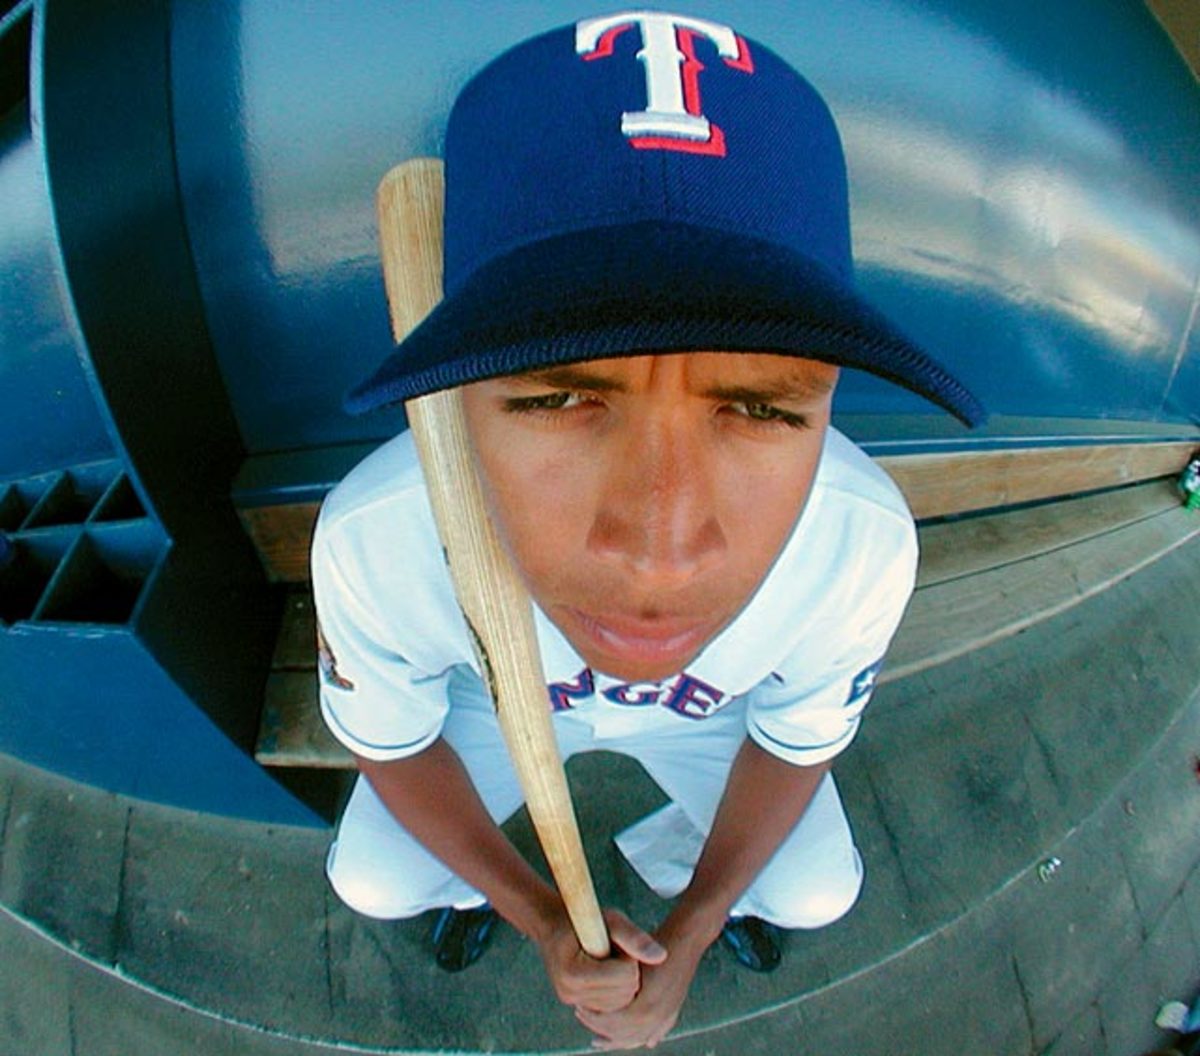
[553,955,640,1009]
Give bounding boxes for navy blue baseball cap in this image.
[348,10,985,427]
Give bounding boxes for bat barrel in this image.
[379,161,611,961]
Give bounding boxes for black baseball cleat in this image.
[719,915,783,973]
[431,904,498,972]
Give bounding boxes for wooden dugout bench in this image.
[242,437,1200,770]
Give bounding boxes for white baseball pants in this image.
[326,680,863,930]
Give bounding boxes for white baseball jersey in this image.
[311,426,917,770]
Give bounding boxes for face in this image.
[460,352,838,682]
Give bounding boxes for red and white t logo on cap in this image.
[576,11,754,156]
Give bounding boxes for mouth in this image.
[560,607,716,676]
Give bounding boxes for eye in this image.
[503,391,593,415]
[727,402,810,430]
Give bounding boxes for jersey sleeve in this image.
[310,515,451,763]
[746,521,917,768]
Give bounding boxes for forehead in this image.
[504,351,839,397]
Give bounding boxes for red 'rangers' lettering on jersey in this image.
[548,668,730,719]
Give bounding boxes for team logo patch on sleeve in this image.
[846,659,884,707]
[316,620,356,692]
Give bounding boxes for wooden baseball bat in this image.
[376,158,611,959]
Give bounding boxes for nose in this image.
[586,412,726,587]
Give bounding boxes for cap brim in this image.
[348,220,986,427]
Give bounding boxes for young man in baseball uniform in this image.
[313,10,984,1051]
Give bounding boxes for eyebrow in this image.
[702,378,836,404]
[511,364,836,401]
[511,366,628,393]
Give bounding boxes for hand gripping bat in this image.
[375,158,611,959]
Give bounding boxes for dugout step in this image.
[2,534,1199,1054]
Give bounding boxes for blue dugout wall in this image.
[0,0,1197,822]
